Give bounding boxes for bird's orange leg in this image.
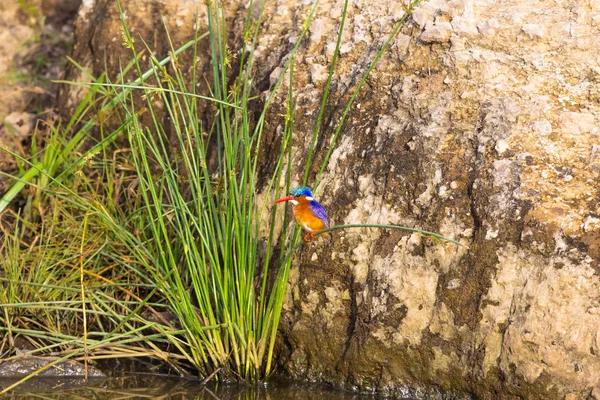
[303,232,313,242]
[303,232,320,242]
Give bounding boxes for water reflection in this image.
[0,375,398,400]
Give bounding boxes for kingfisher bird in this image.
[274,186,329,242]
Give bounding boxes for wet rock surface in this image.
[22,0,600,398]
[0,356,105,378]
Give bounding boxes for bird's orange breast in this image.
[292,202,327,232]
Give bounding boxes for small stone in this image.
[446,279,461,289]
[3,112,36,138]
[477,19,499,37]
[583,216,600,232]
[311,253,318,262]
[439,0,466,17]
[450,181,458,189]
[418,21,453,43]
[451,16,479,35]
[310,63,328,84]
[395,33,410,53]
[531,119,552,135]
[392,8,406,20]
[412,3,437,27]
[329,7,342,19]
[485,228,499,240]
[495,139,509,155]
[269,67,284,86]
[521,23,546,39]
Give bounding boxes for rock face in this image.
[61,0,600,398]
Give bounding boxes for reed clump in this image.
[0,0,448,391]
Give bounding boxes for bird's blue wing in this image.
[309,201,329,227]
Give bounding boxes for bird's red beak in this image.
[274,196,293,204]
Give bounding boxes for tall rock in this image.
[61,0,600,398]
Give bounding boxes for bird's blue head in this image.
[289,186,312,197]
[274,186,314,205]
